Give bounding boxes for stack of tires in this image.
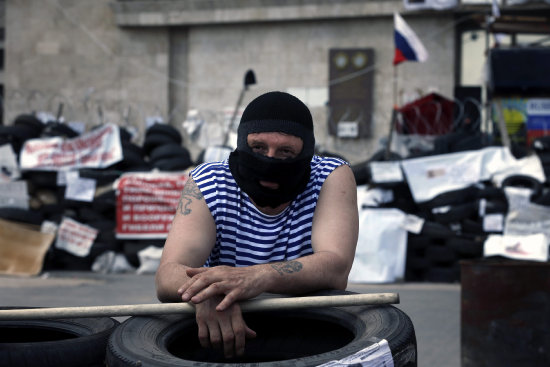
[354,148,522,283]
[1,290,418,367]
[144,124,193,172]
[0,114,44,159]
[0,116,195,272]
[106,290,418,367]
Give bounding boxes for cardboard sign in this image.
[19,123,123,171]
[55,217,98,257]
[0,219,55,276]
[115,172,188,239]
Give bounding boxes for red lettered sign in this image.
[115,172,188,239]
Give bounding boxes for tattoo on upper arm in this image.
[177,179,203,215]
[271,260,303,276]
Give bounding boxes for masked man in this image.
[156,91,359,358]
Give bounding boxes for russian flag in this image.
[393,13,428,66]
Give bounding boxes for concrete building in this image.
[3,1,549,162]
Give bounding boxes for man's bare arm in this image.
[155,178,216,302]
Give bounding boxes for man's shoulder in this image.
[310,155,348,171]
[191,160,230,178]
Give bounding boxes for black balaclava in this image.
[228,91,315,208]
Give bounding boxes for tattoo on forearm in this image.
[271,260,303,276]
[177,179,203,215]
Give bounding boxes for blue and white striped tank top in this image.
[190,156,346,267]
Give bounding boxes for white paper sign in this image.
[484,233,549,262]
[0,144,20,181]
[401,147,545,203]
[0,181,29,209]
[65,172,96,202]
[403,214,425,234]
[55,217,98,257]
[317,339,394,367]
[20,123,122,171]
[369,161,404,183]
[483,213,504,233]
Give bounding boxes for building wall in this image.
[4,0,169,139]
[4,0,455,163]
[180,16,455,161]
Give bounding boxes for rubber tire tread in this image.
[149,143,191,162]
[0,310,119,367]
[106,290,416,367]
[145,124,182,145]
[152,156,193,171]
[501,174,542,198]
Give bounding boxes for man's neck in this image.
[252,200,291,216]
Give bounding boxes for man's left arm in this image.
[180,164,359,310]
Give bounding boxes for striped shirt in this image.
[190,156,346,267]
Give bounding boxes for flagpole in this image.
[385,65,398,160]
[393,65,398,108]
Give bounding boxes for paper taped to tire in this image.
[317,338,394,367]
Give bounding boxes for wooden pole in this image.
[0,293,399,320]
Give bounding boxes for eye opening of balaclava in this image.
[228,91,315,208]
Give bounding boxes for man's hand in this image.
[195,296,256,358]
[178,266,268,311]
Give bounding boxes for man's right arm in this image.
[155,177,255,358]
[155,177,216,302]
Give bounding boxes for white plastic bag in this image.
[348,208,408,283]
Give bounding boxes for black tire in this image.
[0,310,119,367]
[0,207,44,225]
[425,245,457,264]
[420,185,480,210]
[0,124,40,140]
[145,123,183,145]
[431,201,478,224]
[351,160,371,186]
[152,156,193,171]
[406,256,431,271]
[420,220,456,239]
[22,170,59,189]
[143,134,179,156]
[13,114,45,132]
[122,141,145,158]
[501,174,543,199]
[537,152,550,166]
[119,127,133,142]
[149,143,191,162]
[107,290,417,367]
[407,235,433,251]
[91,190,117,216]
[459,218,487,236]
[78,169,122,187]
[42,121,79,138]
[446,237,484,258]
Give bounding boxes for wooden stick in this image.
[0,293,399,320]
